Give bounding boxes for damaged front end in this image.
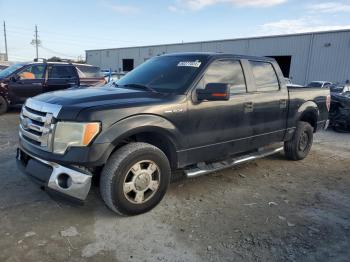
[329,92,350,132]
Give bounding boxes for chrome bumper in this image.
[17,148,92,201]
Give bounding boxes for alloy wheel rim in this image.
[123,160,160,204]
[299,131,309,152]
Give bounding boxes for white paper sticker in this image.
[177,60,201,68]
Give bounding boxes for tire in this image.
[100,142,171,216]
[0,96,8,115]
[284,121,314,161]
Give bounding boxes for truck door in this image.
[7,64,45,103]
[45,64,79,92]
[243,59,289,146]
[186,59,254,164]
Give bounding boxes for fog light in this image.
[56,173,73,189]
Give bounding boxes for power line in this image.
[6,25,147,45]
[40,45,79,58]
[5,29,142,48]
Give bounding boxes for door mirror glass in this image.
[196,83,230,101]
[10,75,20,82]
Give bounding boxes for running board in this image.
[185,146,284,178]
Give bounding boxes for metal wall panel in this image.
[307,31,350,84]
[247,35,311,84]
[165,43,202,53]
[86,30,350,85]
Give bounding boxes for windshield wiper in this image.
[123,83,159,93]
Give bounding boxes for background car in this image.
[307,81,333,88]
[0,60,106,114]
[0,64,9,71]
[284,77,303,88]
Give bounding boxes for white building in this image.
[86,29,350,85]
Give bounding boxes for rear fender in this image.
[296,101,319,131]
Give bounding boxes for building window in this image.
[106,51,110,57]
[122,59,134,72]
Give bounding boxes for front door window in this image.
[18,65,45,80]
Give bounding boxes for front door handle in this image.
[244,102,254,113]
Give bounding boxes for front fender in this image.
[94,114,183,150]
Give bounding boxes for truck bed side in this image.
[287,87,330,133]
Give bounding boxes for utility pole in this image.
[3,21,8,61]
[31,25,40,60]
[35,25,38,59]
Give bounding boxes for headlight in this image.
[53,122,100,154]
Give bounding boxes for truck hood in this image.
[33,86,169,120]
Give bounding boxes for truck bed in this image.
[287,86,330,130]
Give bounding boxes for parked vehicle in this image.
[329,89,350,132]
[101,70,126,82]
[284,77,303,88]
[16,53,330,215]
[307,81,333,88]
[0,64,8,71]
[0,60,106,114]
[329,84,344,94]
[75,64,106,87]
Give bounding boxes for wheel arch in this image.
[297,101,319,132]
[96,114,182,169]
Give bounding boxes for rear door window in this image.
[249,61,280,92]
[48,65,77,79]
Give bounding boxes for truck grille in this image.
[19,98,62,152]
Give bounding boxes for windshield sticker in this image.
[177,60,201,68]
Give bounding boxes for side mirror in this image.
[196,83,230,101]
[10,75,20,82]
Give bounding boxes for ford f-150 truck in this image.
[16,53,330,215]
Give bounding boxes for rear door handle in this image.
[244,102,254,113]
[280,99,287,108]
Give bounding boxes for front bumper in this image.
[17,147,92,201]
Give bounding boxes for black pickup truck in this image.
[16,53,330,215]
[0,60,105,114]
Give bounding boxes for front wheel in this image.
[284,121,314,161]
[100,142,171,216]
[0,96,8,115]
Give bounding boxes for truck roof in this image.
[161,52,275,62]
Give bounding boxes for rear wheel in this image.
[0,96,8,115]
[100,142,171,216]
[284,121,314,160]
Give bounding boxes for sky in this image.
[0,0,350,61]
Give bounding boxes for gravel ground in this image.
[0,109,349,262]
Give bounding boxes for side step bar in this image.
[185,146,284,178]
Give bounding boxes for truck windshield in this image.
[116,55,207,94]
[0,63,26,78]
